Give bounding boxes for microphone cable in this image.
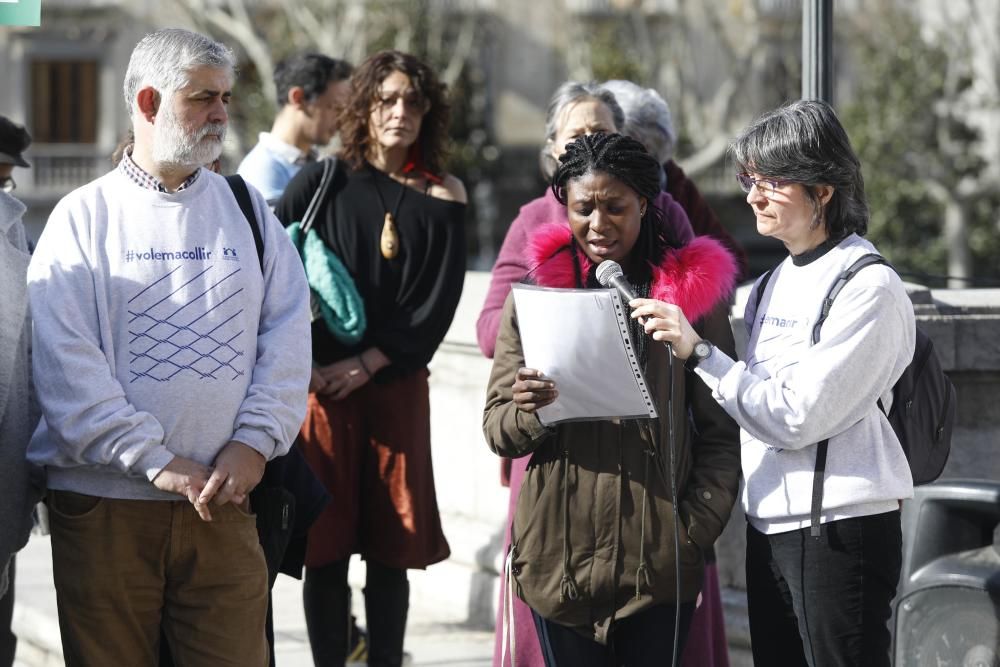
[665,344,682,667]
[644,346,682,667]
[597,260,683,667]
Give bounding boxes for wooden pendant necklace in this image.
[372,167,408,260]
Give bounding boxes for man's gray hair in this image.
[539,81,624,179]
[123,28,236,117]
[602,80,675,164]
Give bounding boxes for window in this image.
[31,59,98,144]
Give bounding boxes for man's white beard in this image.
[152,103,226,169]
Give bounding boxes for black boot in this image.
[303,559,351,667]
[364,561,409,667]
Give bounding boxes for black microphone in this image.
[596,259,670,352]
[595,263,681,667]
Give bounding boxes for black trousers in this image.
[0,558,15,667]
[303,558,408,667]
[533,601,695,667]
[746,510,902,667]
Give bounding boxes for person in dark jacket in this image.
[483,133,741,665]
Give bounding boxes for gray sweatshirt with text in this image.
[27,169,311,500]
[695,235,916,533]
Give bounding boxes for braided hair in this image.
[550,133,678,368]
[551,132,677,275]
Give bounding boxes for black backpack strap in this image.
[747,266,777,341]
[224,174,264,274]
[811,439,829,537]
[811,253,889,344]
[754,267,776,312]
[808,252,891,536]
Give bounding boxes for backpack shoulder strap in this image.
[811,439,829,537]
[811,253,889,345]
[754,266,776,312]
[808,252,892,536]
[747,265,778,340]
[225,174,264,274]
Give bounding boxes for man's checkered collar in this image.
[119,147,200,193]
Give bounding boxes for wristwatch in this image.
[685,340,714,372]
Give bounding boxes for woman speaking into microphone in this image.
[482,133,740,666]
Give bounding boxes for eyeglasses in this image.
[0,176,14,193]
[737,173,794,198]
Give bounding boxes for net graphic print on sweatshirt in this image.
[127,264,248,383]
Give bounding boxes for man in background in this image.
[0,114,43,667]
[238,52,352,206]
[239,50,371,664]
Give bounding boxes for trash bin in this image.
[894,479,1000,666]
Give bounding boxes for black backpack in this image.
[223,174,331,579]
[754,253,956,536]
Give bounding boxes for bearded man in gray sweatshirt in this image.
[26,28,311,666]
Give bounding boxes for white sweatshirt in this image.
[695,235,916,534]
[27,168,312,501]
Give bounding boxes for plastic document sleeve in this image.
[511,284,657,426]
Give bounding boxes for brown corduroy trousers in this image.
[48,490,269,667]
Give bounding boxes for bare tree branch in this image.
[172,0,278,105]
[441,16,478,88]
[281,0,329,54]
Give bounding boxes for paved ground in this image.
[12,533,493,667]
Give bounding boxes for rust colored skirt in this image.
[300,368,451,570]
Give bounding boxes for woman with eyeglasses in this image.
[641,99,916,666]
[275,50,466,667]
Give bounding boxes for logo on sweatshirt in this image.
[127,265,247,383]
[759,314,804,329]
[124,246,213,263]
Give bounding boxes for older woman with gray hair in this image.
[481,79,747,666]
[645,99,915,666]
[603,79,747,280]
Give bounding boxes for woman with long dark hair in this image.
[483,133,740,665]
[275,50,467,667]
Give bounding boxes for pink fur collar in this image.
[526,223,737,323]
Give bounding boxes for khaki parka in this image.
[483,265,740,643]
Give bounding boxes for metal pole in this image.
[802,0,834,104]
